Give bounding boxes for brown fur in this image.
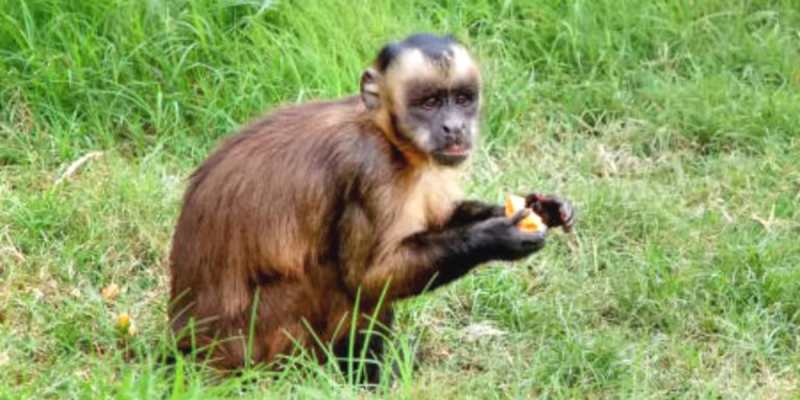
[169,95,465,368]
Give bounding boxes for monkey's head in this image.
[361,33,482,167]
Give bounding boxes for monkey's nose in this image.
[442,122,465,135]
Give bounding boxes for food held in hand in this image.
[504,194,546,233]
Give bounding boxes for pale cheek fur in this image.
[412,126,433,151]
[470,120,480,142]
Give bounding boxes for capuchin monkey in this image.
[168,33,575,382]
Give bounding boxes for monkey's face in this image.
[389,46,482,167]
[361,38,483,168]
[397,77,481,167]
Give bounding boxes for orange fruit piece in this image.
[504,194,546,232]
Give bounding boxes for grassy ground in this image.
[2,0,800,398]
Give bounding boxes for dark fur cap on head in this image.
[375,33,460,72]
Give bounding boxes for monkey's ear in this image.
[360,67,382,111]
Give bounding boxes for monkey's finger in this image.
[508,209,531,225]
[558,202,575,232]
[546,195,567,210]
[525,193,544,208]
[529,193,564,216]
[519,232,547,251]
[560,205,575,232]
[520,230,547,242]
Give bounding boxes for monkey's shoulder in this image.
[240,95,363,135]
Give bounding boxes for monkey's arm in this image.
[357,213,544,302]
[444,200,504,229]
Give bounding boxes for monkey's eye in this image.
[455,94,472,106]
[421,97,441,110]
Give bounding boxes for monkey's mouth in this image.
[432,145,470,166]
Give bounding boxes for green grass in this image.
[2,0,800,398]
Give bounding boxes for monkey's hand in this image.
[525,193,575,232]
[469,210,547,261]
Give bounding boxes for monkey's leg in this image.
[334,311,393,386]
[388,332,421,384]
[172,329,249,370]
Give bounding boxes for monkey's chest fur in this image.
[378,167,463,244]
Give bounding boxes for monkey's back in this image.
[167,96,385,346]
